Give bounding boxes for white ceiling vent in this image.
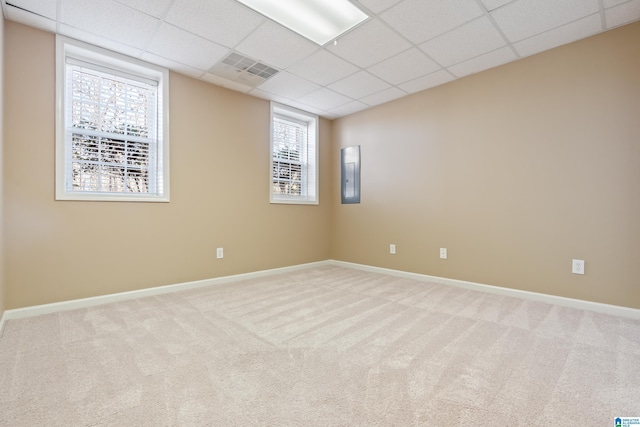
[209,52,280,87]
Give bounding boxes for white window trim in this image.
[270,102,319,205]
[55,36,170,202]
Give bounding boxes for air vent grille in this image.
[210,52,279,87]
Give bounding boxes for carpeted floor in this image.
[1,265,639,426]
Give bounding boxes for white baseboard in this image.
[329,260,640,320]
[0,310,7,338]
[1,260,332,324]
[2,259,638,328]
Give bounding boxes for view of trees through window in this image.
[70,68,156,193]
[272,117,306,196]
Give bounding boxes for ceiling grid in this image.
[2,0,639,118]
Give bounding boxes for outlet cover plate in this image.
[440,248,447,259]
[572,259,584,274]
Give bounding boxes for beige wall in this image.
[4,20,640,311]
[332,22,640,309]
[0,13,5,320]
[3,22,332,309]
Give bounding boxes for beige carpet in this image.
[1,265,639,426]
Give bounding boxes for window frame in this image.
[55,36,170,202]
[269,102,319,205]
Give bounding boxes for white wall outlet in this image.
[390,244,396,255]
[216,248,224,259]
[572,259,584,275]
[440,248,447,259]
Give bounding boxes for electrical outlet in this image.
[440,248,447,259]
[572,259,584,275]
[390,244,396,255]
[217,248,224,259]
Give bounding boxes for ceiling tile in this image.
[327,19,411,68]
[398,69,455,93]
[361,87,407,106]
[604,0,629,6]
[164,0,264,48]
[235,21,319,69]
[329,71,391,99]
[248,88,291,103]
[355,0,403,14]
[59,24,143,58]
[297,88,353,111]
[4,5,57,33]
[286,50,359,86]
[368,48,440,85]
[447,46,517,78]
[60,0,160,49]
[380,0,484,44]
[285,101,328,117]
[60,0,160,48]
[114,0,173,18]
[605,0,640,28]
[480,0,513,11]
[206,76,252,94]
[514,14,603,57]
[146,23,229,71]
[420,17,507,67]
[255,72,321,100]
[328,101,369,117]
[491,0,600,42]
[140,52,205,79]
[6,0,56,19]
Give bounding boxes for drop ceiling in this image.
[2,0,639,119]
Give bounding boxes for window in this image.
[270,103,318,204]
[56,36,169,202]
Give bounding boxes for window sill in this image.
[56,192,170,203]
[270,198,318,205]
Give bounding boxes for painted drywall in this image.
[4,19,640,311]
[331,22,640,309]
[3,22,332,309]
[0,14,5,320]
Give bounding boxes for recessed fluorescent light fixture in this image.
[236,0,369,46]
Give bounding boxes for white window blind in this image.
[272,116,306,197]
[270,103,318,204]
[56,36,169,202]
[67,62,159,194]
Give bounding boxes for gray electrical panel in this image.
[341,145,360,204]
